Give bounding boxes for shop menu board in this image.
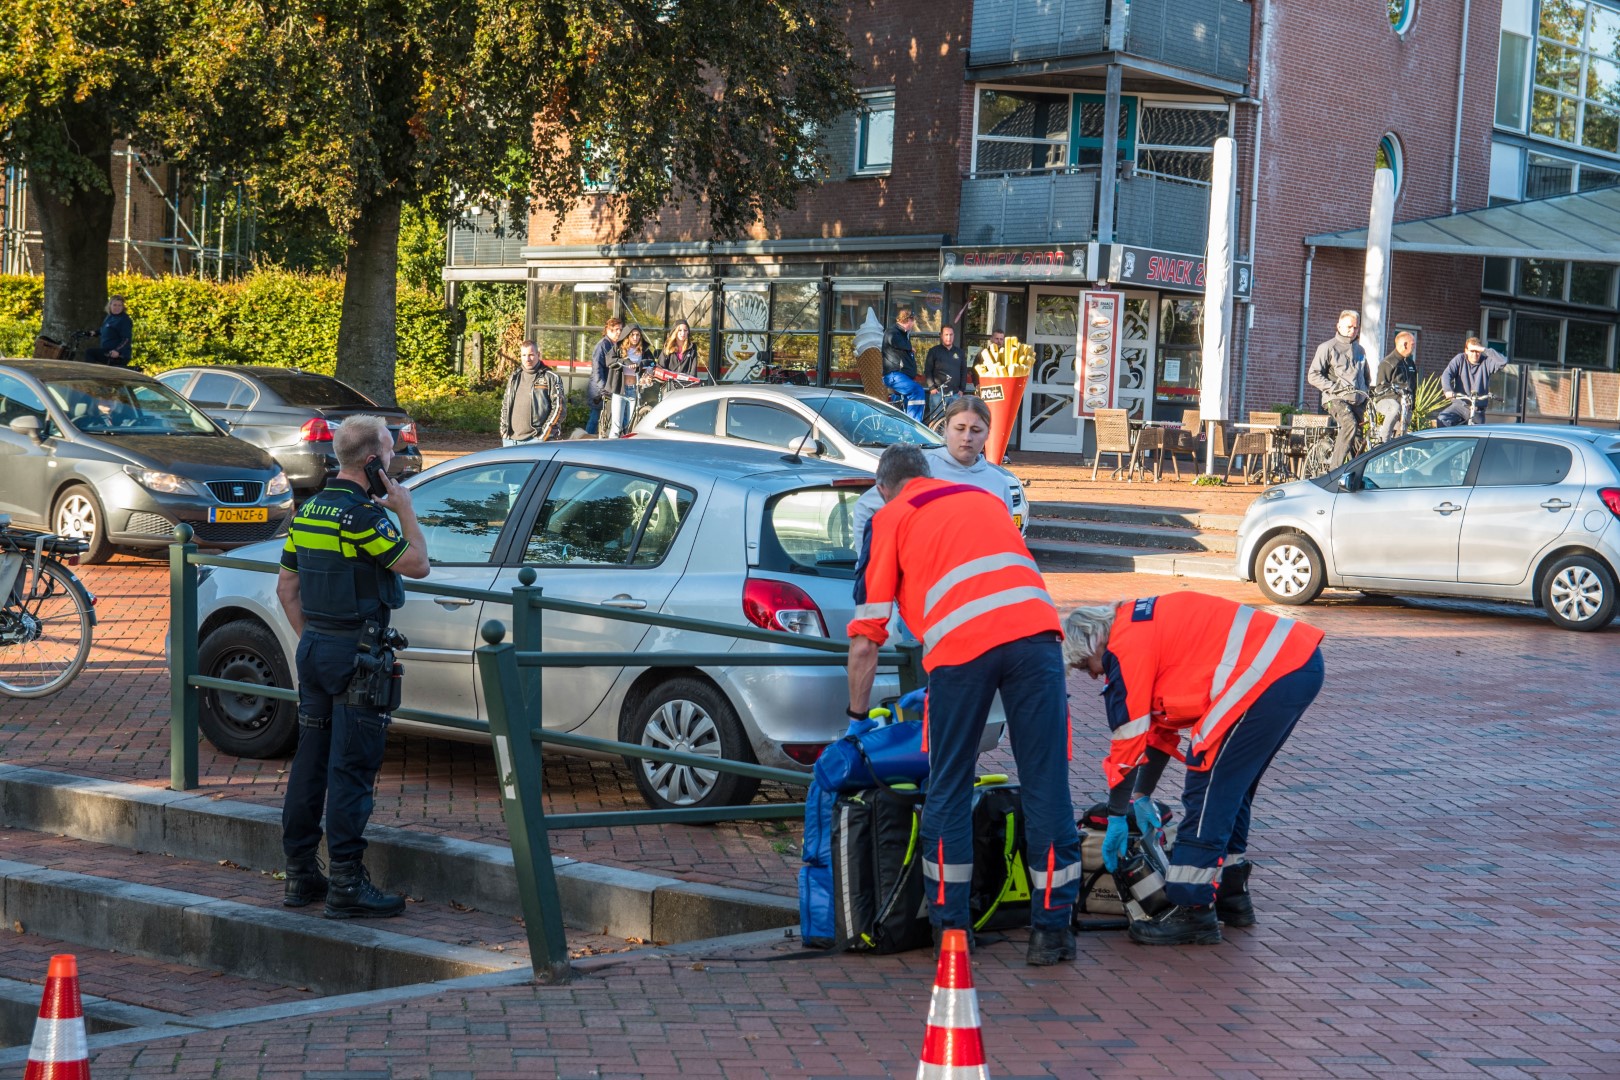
[1076,290,1122,418]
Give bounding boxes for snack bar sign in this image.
[1109,244,1254,299]
[1076,290,1122,419]
[940,242,1098,282]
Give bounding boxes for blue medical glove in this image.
[895,687,927,717]
[1102,815,1129,872]
[1132,796,1162,840]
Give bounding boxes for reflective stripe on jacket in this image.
[848,476,1058,671]
[1098,593,1324,787]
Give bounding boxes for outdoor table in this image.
[1231,422,1289,482]
[1128,419,1183,482]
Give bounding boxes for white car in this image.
[190,438,1004,809]
[1237,425,1620,631]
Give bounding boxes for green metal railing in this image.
[167,529,922,983]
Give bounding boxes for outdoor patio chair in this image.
[1091,408,1135,481]
[1134,424,1168,482]
[1287,413,1331,477]
[1225,425,1273,484]
[1162,407,1205,479]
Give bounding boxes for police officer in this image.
[278,414,430,918]
[847,443,1081,965]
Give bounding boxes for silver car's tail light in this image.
[1599,488,1620,519]
[742,577,827,637]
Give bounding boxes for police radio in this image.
[348,620,407,711]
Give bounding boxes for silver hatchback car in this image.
[190,439,1003,809]
[1236,426,1620,631]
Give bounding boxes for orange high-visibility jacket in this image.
[1098,593,1324,787]
[848,476,1059,671]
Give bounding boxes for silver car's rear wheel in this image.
[624,677,759,810]
[1256,532,1325,605]
[1540,554,1617,632]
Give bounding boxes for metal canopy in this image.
[1304,185,1620,263]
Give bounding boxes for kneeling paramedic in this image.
[277,415,430,918]
[847,443,1081,965]
[1064,593,1324,945]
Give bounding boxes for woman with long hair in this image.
[603,324,651,438]
[661,319,704,381]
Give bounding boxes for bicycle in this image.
[31,329,101,363]
[1300,389,1404,480]
[1434,393,1493,427]
[0,515,96,699]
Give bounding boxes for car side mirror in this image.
[791,434,824,456]
[9,415,42,443]
[1337,471,1361,493]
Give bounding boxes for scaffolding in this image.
[0,144,253,279]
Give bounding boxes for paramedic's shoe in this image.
[324,859,405,919]
[1025,927,1076,966]
[1128,905,1221,946]
[1216,862,1255,927]
[282,855,327,908]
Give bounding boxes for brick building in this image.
[446,0,1620,451]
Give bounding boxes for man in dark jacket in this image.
[1435,337,1509,426]
[500,341,565,445]
[882,306,928,421]
[924,325,975,397]
[1373,330,1419,442]
[1305,310,1369,469]
[586,317,624,436]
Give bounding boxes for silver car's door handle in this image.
[1540,498,1572,510]
[433,596,475,608]
[600,595,648,609]
[1433,502,1462,515]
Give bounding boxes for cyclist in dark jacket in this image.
[1435,337,1508,426]
[882,306,927,421]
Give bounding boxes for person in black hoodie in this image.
[661,319,704,380]
[92,296,134,367]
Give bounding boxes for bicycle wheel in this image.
[0,557,93,698]
[1301,439,1333,480]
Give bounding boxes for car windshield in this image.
[761,485,869,577]
[257,372,374,409]
[812,396,944,449]
[46,377,219,436]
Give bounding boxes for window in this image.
[408,463,536,565]
[721,285,771,381]
[1361,438,1477,490]
[1532,0,1620,152]
[856,90,895,175]
[189,373,255,410]
[1376,133,1404,195]
[657,400,720,435]
[259,373,371,409]
[0,373,47,430]
[1135,105,1225,184]
[1497,29,1532,129]
[1474,438,1573,485]
[531,282,617,365]
[725,401,812,449]
[524,466,694,567]
[973,89,1070,176]
[1520,259,1566,299]
[1389,0,1417,35]
[761,487,867,578]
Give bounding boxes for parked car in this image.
[155,365,421,496]
[1237,425,1620,631]
[0,359,295,562]
[633,384,1027,526]
[189,438,1005,810]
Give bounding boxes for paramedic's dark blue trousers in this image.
[921,632,1081,931]
[1169,647,1325,906]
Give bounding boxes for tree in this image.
[164,0,857,405]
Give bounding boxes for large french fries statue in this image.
[974,335,1033,465]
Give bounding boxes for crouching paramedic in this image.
[1064,593,1324,945]
[846,443,1081,965]
[277,415,430,918]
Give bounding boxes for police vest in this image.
[285,485,406,635]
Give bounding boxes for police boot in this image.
[1216,862,1255,927]
[1025,926,1076,966]
[282,855,327,908]
[1128,904,1221,946]
[324,859,406,919]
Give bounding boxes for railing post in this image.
[898,642,926,697]
[509,567,543,729]
[476,619,571,984]
[168,525,199,791]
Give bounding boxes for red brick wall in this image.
[528,0,972,246]
[1243,0,1499,412]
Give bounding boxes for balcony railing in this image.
[969,0,1252,87]
[958,171,1099,246]
[1115,173,1211,255]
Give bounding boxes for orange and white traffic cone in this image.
[24,954,91,1079]
[916,929,988,1079]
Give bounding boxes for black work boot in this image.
[1128,905,1222,946]
[1216,862,1255,927]
[1026,926,1077,966]
[324,859,406,919]
[283,855,328,908]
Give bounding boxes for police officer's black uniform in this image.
[279,478,411,918]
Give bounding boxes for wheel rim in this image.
[1262,544,1313,597]
[56,494,97,545]
[639,698,722,806]
[0,563,91,696]
[206,648,281,735]
[1550,566,1604,623]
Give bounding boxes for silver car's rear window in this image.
[761,486,869,578]
[1606,448,1620,478]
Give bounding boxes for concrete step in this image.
[1024,517,1237,554]
[1029,538,1237,580]
[1027,501,1245,534]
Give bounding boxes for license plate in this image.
[1013,513,1024,531]
[208,507,268,524]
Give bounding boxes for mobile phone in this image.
[363,456,389,498]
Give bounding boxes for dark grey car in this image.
[0,360,295,562]
[156,366,421,496]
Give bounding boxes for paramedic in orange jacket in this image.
[1065,594,1324,945]
[847,443,1081,966]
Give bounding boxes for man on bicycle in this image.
[882,306,928,422]
[924,325,975,401]
[1435,336,1507,427]
[1306,310,1369,469]
[1373,330,1418,442]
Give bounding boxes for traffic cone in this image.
[24,954,90,1079]
[916,929,988,1079]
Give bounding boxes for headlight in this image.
[1262,486,1287,501]
[123,465,200,496]
[266,469,291,496]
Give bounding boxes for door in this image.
[1457,435,1582,586]
[0,373,53,525]
[1020,288,1083,452]
[384,459,541,722]
[1115,292,1156,420]
[1331,437,1481,584]
[481,462,701,731]
[182,371,258,438]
